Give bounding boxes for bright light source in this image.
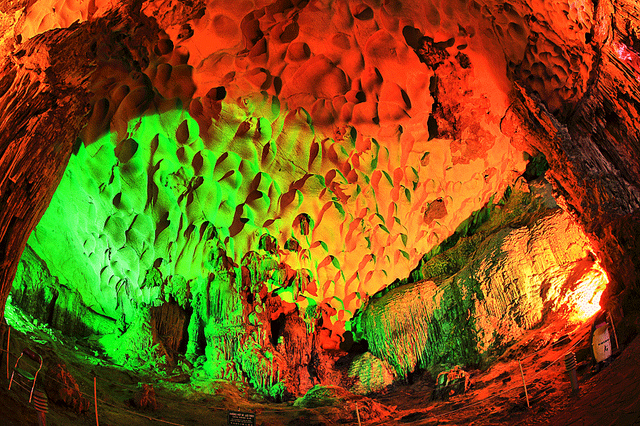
[569,261,608,322]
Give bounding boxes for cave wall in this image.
[3,0,526,340]
[1,0,532,334]
[500,0,640,336]
[0,17,95,318]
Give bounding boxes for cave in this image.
[0,0,639,424]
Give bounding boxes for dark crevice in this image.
[270,313,286,347]
[180,305,193,354]
[427,115,438,139]
[46,290,59,326]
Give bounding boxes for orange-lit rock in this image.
[1,0,640,418]
[355,180,608,377]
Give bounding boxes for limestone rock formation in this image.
[355,180,607,377]
[0,0,639,404]
[44,363,90,414]
[498,0,640,336]
[293,384,394,423]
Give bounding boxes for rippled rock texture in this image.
[354,180,606,380]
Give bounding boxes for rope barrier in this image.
[518,360,530,408]
[435,335,587,418]
[0,345,298,420]
[95,396,186,426]
[94,376,99,426]
[0,326,592,423]
[6,326,10,380]
[499,324,590,364]
[0,346,189,424]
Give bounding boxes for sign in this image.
[227,411,256,426]
[592,323,611,362]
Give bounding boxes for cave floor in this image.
[1,314,639,426]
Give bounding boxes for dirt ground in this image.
[0,313,639,426]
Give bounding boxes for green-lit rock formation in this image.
[1,0,627,403]
[352,179,607,378]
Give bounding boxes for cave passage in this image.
[4,1,639,423]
